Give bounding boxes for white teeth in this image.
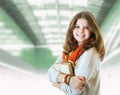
[78,35,84,37]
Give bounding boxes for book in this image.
[54,61,74,75]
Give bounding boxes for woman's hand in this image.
[53,82,61,88]
[69,76,86,91]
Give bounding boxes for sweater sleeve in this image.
[60,83,83,95]
[47,54,62,83]
[47,54,83,95]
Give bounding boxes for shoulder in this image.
[85,47,97,53]
[79,47,100,64]
[76,47,101,70]
[83,47,99,57]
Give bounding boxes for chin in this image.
[77,40,83,42]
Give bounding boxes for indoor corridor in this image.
[0,0,120,95]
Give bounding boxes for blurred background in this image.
[0,0,120,95]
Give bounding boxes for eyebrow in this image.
[75,24,89,27]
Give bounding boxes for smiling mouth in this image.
[77,34,84,38]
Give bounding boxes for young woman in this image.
[47,11,105,95]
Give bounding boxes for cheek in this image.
[73,30,76,36]
[85,31,91,39]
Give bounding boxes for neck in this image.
[78,42,83,46]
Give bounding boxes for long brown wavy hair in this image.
[63,11,105,61]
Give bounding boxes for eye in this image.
[84,26,90,30]
[74,25,80,29]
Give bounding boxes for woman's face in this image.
[73,18,91,45]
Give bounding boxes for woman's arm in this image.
[48,48,100,95]
[48,54,86,95]
[47,55,62,83]
[47,53,85,86]
[58,48,100,95]
[54,74,86,91]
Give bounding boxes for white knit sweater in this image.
[47,47,101,95]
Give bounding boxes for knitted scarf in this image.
[62,44,84,67]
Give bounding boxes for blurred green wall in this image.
[20,47,57,70]
[1,0,120,71]
[100,0,120,37]
[0,7,57,70]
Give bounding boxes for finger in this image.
[76,86,84,91]
[81,83,86,87]
[81,80,86,84]
[77,76,86,80]
[82,76,86,80]
[80,76,86,80]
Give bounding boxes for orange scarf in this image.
[62,44,84,67]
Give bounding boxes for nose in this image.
[78,27,84,33]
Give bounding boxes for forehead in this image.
[76,18,89,26]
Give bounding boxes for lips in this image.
[76,34,85,38]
